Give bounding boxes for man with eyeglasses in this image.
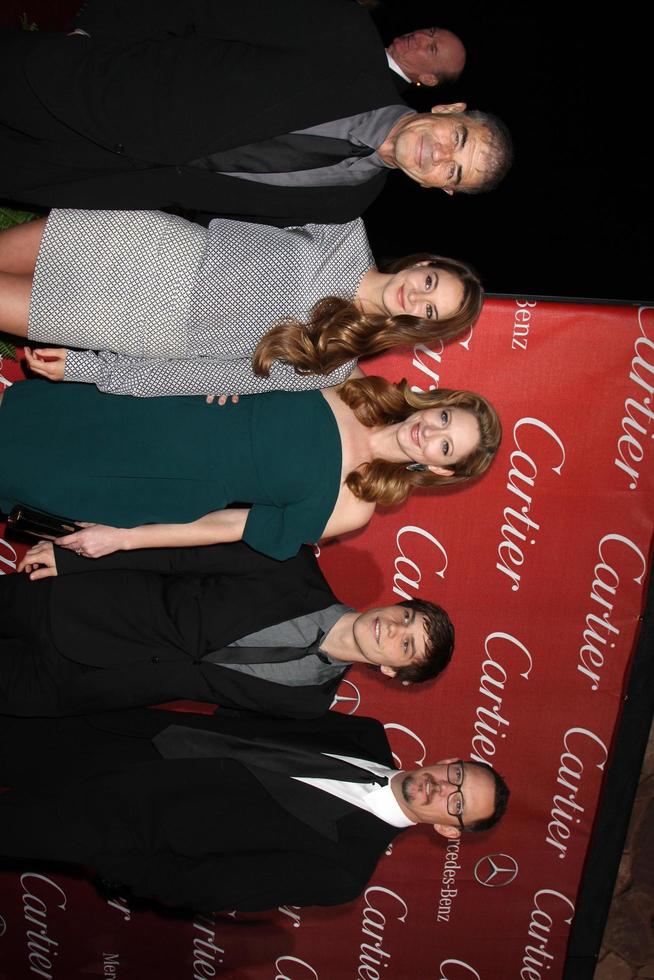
[0,709,509,911]
[395,758,505,835]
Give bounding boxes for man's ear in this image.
[428,464,454,477]
[380,665,397,678]
[418,73,439,87]
[433,823,461,839]
[430,102,466,114]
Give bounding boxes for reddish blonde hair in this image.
[252,255,483,377]
[339,376,502,506]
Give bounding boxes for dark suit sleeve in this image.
[96,848,365,913]
[55,541,316,577]
[39,659,338,719]
[73,0,195,36]
[197,667,341,719]
[74,0,366,43]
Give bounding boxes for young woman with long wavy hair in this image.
[0,211,482,397]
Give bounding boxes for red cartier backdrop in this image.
[0,298,652,979]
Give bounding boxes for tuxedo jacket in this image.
[6,542,348,716]
[0,709,407,912]
[3,0,404,221]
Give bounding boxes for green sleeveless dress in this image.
[0,382,342,560]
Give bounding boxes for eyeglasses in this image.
[445,761,466,832]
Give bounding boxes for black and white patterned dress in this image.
[28,210,374,396]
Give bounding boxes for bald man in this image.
[387,26,466,89]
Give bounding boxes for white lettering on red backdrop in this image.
[410,341,443,392]
[275,955,318,980]
[392,525,448,601]
[383,722,427,770]
[512,299,537,351]
[278,905,302,928]
[409,330,475,395]
[106,895,130,922]
[191,912,225,978]
[614,307,654,489]
[439,959,481,979]
[521,889,575,980]
[495,418,566,592]
[546,727,608,859]
[469,633,533,765]
[0,535,17,575]
[437,838,462,923]
[577,533,648,690]
[357,885,408,980]
[102,952,119,978]
[20,872,66,980]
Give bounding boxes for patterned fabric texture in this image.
[28,211,373,397]
[29,209,206,357]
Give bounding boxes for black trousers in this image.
[0,714,165,865]
[0,573,101,715]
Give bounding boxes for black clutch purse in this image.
[6,504,83,540]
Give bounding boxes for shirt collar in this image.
[386,50,412,84]
[296,756,416,828]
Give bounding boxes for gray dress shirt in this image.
[225,106,411,187]
[205,603,353,687]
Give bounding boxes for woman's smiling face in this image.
[380,263,464,322]
[395,406,481,474]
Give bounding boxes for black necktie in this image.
[208,629,328,665]
[152,725,388,786]
[187,132,374,172]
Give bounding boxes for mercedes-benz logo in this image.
[474,853,519,888]
[331,679,361,715]
[0,914,6,937]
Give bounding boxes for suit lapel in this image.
[249,766,363,841]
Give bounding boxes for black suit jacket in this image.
[0,709,407,912]
[5,542,348,717]
[4,0,404,221]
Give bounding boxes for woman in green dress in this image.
[0,374,501,562]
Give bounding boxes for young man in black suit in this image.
[0,540,454,717]
[0,708,509,911]
[0,0,511,221]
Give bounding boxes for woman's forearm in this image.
[58,509,250,558]
[123,509,249,550]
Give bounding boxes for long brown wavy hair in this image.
[252,254,483,377]
[339,376,502,507]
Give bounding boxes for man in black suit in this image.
[0,708,509,911]
[0,540,454,717]
[0,0,511,221]
[386,26,466,91]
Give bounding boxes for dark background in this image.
[1,0,651,301]
[367,0,651,301]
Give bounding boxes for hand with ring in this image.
[58,523,128,559]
